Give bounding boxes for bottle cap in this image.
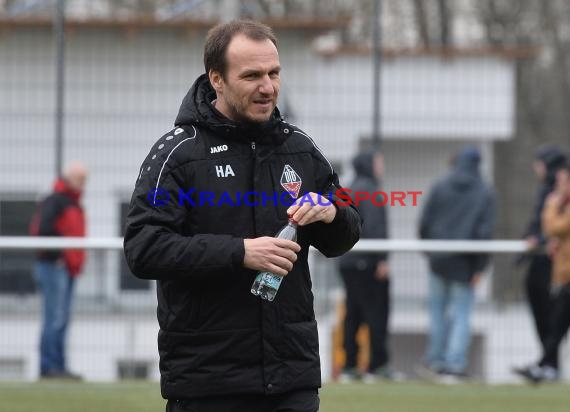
[287,214,298,225]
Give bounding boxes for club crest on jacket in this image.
[281,164,302,198]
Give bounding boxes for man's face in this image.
[555,169,570,196]
[373,153,384,180]
[210,34,280,124]
[533,160,546,180]
[67,170,87,193]
[63,162,88,193]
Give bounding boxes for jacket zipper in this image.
[251,141,257,236]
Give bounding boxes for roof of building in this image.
[0,16,537,60]
[0,15,350,33]
[317,45,539,60]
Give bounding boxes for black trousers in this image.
[166,389,319,412]
[540,284,570,369]
[340,267,390,372]
[525,256,554,362]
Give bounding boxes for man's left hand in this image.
[471,272,483,288]
[547,238,560,257]
[374,261,389,281]
[287,192,336,226]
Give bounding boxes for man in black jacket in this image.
[338,150,395,383]
[418,146,495,382]
[123,20,360,412]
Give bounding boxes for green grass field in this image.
[0,381,568,412]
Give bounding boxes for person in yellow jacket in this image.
[515,161,570,383]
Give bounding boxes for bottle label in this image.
[262,273,282,289]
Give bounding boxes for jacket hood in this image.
[53,178,81,202]
[536,145,567,184]
[449,146,481,189]
[175,73,286,143]
[352,151,377,181]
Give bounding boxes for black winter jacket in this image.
[123,74,361,400]
[339,151,388,272]
[419,151,496,283]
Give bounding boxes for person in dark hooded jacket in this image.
[338,150,398,383]
[123,20,361,412]
[418,146,495,380]
[520,145,567,366]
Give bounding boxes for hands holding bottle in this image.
[243,192,336,274]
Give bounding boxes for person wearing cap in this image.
[417,146,496,382]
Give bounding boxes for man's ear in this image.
[208,70,224,94]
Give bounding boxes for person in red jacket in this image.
[31,162,87,380]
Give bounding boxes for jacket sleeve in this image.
[123,151,245,281]
[56,206,86,276]
[523,185,550,242]
[474,188,497,273]
[303,159,362,258]
[542,198,570,237]
[358,181,388,261]
[419,184,438,240]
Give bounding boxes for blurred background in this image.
[0,0,569,386]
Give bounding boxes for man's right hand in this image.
[546,192,563,206]
[243,237,301,276]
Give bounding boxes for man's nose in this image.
[258,75,274,94]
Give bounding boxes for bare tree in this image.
[540,0,570,133]
[412,0,430,46]
[437,0,452,46]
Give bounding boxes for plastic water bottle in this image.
[251,217,298,301]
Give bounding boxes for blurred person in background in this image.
[417,146,496,383]
[519,145,566,365]
[124,20,360,412]
[337,150,403,383]
[515,162,570,383]
[30,162,87,380]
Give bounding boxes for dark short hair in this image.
[204,20,277,77]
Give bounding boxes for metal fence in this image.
[1,238,568,384]
[0,7,566,384]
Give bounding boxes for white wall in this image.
[281,34,515,163]
[2,305,568,384]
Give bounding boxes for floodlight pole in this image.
[54,0,66,177]
[372,0,382,149]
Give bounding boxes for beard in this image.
[223,90,277,125]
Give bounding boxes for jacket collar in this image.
[53,178,81,202]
